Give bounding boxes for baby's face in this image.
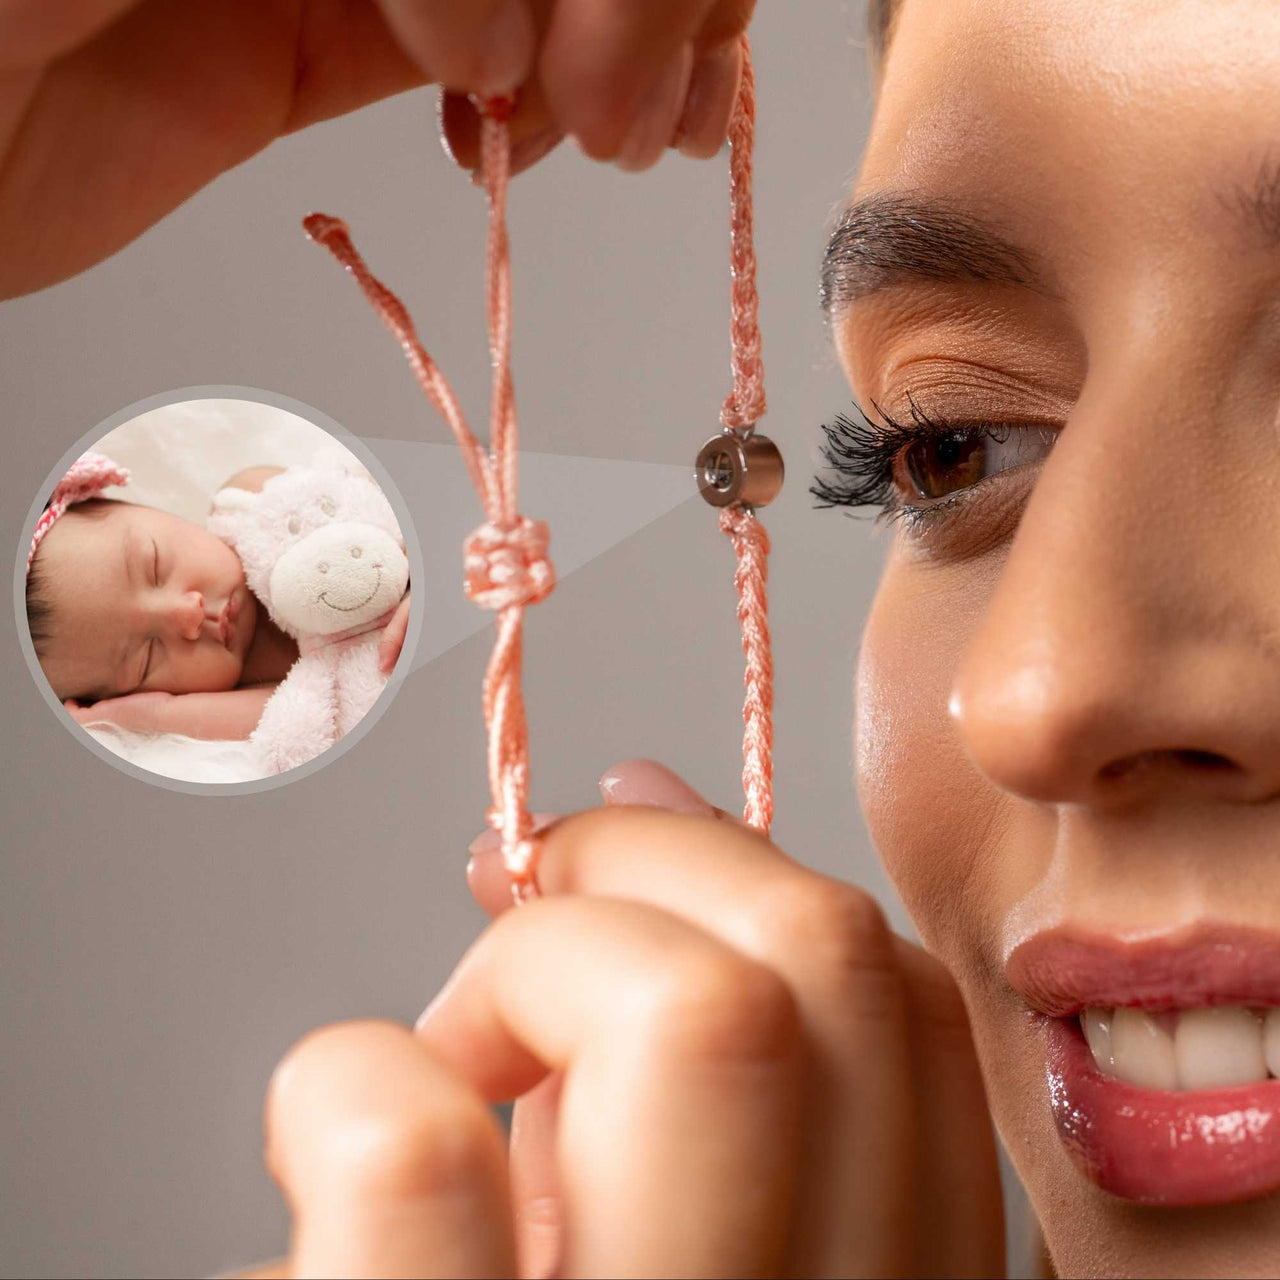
[37,501,257,701]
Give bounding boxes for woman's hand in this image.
[234,758,1006,1278]
[378,590,412,675]
[0,0,754,298]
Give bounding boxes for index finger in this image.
[415,894,803,1278]
[471,804,919,1277]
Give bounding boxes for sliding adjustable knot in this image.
[695,428,784,509]
[463,516,555,610]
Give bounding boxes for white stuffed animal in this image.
[209,457,410,775]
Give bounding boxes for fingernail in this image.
[508,125,564,176]
[673,44,740,159]
[468,828,501,856]
[597,759,716,815]
[615,44,695,173]
[467,810,562,855]
[478,0,536,95]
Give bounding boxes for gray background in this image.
[0,3,1029,1275]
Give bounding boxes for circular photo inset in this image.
[19,396,414,786]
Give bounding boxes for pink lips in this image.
[1008,927,1280,1205]
[218,590,241,649]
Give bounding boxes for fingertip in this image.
[478,0,537,96]
[673,41,742,160]
[382,0,535,95]
[466,850,513,919]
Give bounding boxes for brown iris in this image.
[902,431,987,501]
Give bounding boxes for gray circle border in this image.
[12,384,425,797]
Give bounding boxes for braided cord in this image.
[304,95,550,904]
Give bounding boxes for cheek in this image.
[854,566,997,958]
[168,647,241,693]
[218,539,247,586]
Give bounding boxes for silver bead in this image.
[695,430,784,508]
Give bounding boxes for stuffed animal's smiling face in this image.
[210,464,409,638]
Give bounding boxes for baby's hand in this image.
[64,692,173,733]
[378,590,412,675]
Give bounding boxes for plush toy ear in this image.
[210,485,259,515]
[207,486,260,548]
[311,441,372,480]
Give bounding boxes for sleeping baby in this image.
[24,452,411,741]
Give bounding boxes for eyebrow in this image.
[825,162,1280,319]
[820,192,1044,317]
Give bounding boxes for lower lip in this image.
[1043,1014,1280,1205]
[222,591,241,649]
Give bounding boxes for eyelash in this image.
[809,391,1051,534]
[139,541,161,685]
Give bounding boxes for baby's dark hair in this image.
[25,498,121,659]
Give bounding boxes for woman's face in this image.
[37,501,256,701]
[835,0,1280,1273]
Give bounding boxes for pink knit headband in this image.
[26,451,130,572]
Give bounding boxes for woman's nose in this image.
[166,590,205,642]
[949,373,1280,810]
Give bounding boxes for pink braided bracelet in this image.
[304,34,781,903]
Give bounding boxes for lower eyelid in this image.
[899,463,1039,550]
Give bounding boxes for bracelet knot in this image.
[463,516,555,610]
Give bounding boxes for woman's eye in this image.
[151,539,160,585]
[897,427,1053,505]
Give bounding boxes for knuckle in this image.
[650,951,800,1065]
[759,879,898,993]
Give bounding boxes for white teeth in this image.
[1081,1004,1280,1090]
[1265,1010,1280,1078]
[1109,1007,1178,1090]
[1082,1007,1113,1070]
[1175,1007,1267,1090]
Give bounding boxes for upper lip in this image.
[1005,924,1280,1016]
[217,592,239,648]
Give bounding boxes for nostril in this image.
[1100,748,1239,783]
[317,562,329,574]
[1174,748,1238,772]
[350,546,362,559]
